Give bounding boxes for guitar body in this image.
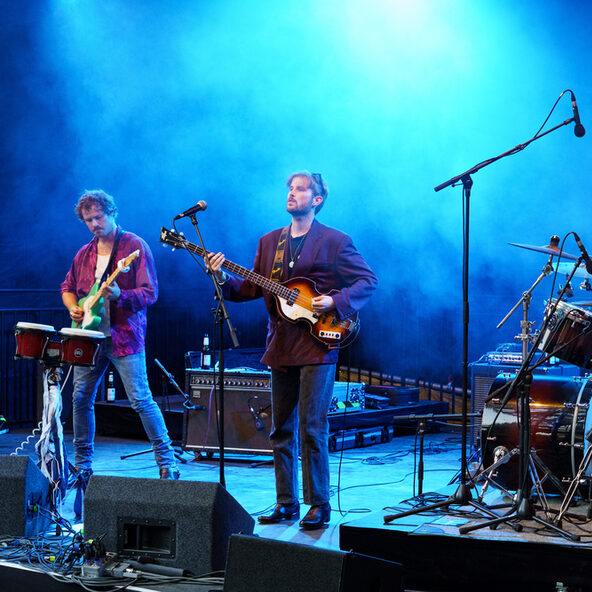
[275,277,359,348]
[73,282,105,330]
[71,249,140,331]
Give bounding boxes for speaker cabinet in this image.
[183,369,273,455]
[0,455,50,537]
[223,534,404,592]
[83,476,254,575]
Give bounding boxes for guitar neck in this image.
[86,251,140,309]
[85,267,124,309]
[183,242,294,299]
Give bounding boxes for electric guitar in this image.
[73,250,141,330]
[159,227,359,348]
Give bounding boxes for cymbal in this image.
[508,242,579,261]
[554,262,592,279]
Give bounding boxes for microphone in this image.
[571,92,586,138]
[248,403,265,431]
[574,233,592,275]
[173,200,207,220]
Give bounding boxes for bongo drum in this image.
[59,327,105,367]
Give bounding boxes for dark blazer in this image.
[223,219,377,370]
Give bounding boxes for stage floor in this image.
[2,426,592,591]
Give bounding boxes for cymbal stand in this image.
[459,255,584,541]
[473,255,554,501]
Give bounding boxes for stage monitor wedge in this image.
[0,455,51,537]
[224,534,404,592]
[84,476,254,575]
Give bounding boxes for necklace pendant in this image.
[289,261,295,268]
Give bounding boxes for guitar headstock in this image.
[122,249,140,266]
[159,227,188,251]
[116,249,141,272]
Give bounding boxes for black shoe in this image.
[159,467,180,480]
[299,503,331,530]
[258,502,300,524]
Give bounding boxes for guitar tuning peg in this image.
[180,232,185,237]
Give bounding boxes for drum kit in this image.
[480,238,592,524]
[13,322,105,507]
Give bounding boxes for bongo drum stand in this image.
[36,357,69,509]
[14,323,69,513]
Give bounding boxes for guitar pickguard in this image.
[277,297,318,324]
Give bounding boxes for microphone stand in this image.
[154,358,204,412]
[120,358,194,463]
[189,214,239,488]
[385,109,579,525]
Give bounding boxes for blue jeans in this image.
[71,338,176,471]
[270,364,335,506]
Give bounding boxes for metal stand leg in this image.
[555,445,592,526]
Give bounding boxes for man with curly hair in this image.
[61,190,179,485]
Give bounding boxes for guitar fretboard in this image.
[182,241,298,302]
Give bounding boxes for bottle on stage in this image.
[107,371,116,401]
[201,333,211,369]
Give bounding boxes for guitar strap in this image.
[99,227,124,285]
[270,225,290,282]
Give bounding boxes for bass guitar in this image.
[160,228,359,348]
[73,250,140,330]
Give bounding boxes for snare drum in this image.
[14,322,56,360]
[59,327,105,367]
[481,373,592,491]
[539,299,592,369]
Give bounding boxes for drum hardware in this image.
[563,402,589,409]
[389,105,585,529]
[554,444,592,527]
[559,280,574,298]
[462,243,586,541]
[476,446,515,503]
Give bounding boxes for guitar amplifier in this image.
[184,369,273,455]
[183,369,363,455]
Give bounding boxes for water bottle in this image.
[201,333,211,369]
[107,371,116,401]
